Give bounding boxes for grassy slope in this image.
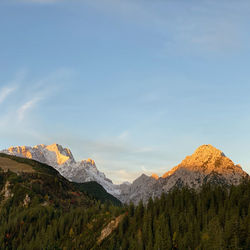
[0,153,59,175]
[0,157,35,173]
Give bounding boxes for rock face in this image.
[119,144,248,204]
[97,214,125,244]
[1,144,121,197]
[117,174,161,204]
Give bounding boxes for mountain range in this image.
[1,151,248,249]
[1,143,248,204]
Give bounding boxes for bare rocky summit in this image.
[161,144,247,190]
[119,144,248,204]
[163,144,244,177]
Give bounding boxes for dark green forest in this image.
[101,180,250,250]
[73,181,121,207]
[0,153,249,249]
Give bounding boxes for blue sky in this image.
[0,0,250,183]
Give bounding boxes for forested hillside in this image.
[100,180,250,250]
[0,153,123,249]
[73,181,122,207]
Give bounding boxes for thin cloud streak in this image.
[0,86,17,104]
[2,68,73,122]
[17,97,42,121]
[0,68,76,153]
[117,130,130,141]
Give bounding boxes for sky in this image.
[0,0,250,183]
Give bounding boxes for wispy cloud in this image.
[117,130,130,141]
[103,164,168,184]
[0,68,72,146]
[17,97,42,121]
[0,86,17,104]
[109,169,139,184]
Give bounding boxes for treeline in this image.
[100,180,250,250]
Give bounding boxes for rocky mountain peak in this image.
[162,144,246,179]
[7,146,33,159]
[45,143,74,165]
[3,143,75,167]
[82,158,96,166]
[193,144,225,159]
[176,144,242,174]
[151,173,159,180]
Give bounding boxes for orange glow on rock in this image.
[151,173,159,180]
[46,143,69,165]
[87,158,95,165]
